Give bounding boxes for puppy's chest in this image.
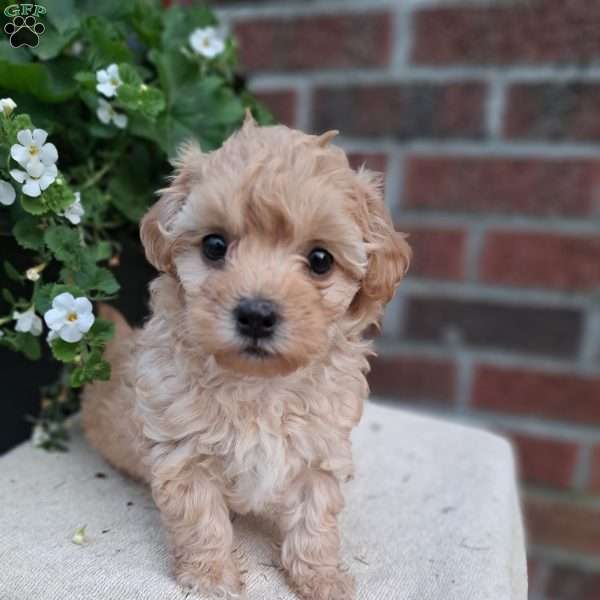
[222,420,290,512]
[216,407,330,513]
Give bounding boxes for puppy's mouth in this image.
[241,343,273,359]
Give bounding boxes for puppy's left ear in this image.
[140,142,203,273]
[351,168,411,329]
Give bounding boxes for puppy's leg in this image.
[151,450,243,597]
[279,470,355,600]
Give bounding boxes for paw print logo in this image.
[4,15,45,48]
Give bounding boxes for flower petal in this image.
[59,323,83,343]
[22,179,41,197]
[53,292,76,312]
[16,129,32,146]
[74,296,93,315]
[32,128,48,147]
[39,169,57,191]
[44,307,67,330]
[0,180,16,206]
[97,105,111,124]
[10,169,26,183]
[107,63,119,78]
[30,315,43,337]
[96,69,108,82]
[97,82,116,98]
[113,113,128,129]
[26,159,45,178]
[40,142,58,165]
[10,143,28,166]
[77,311,95,333]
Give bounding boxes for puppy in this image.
[82,115,410,599]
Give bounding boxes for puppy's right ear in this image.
[140,142,203,273]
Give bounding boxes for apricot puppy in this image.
[82,115,410,599]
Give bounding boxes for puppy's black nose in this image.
[235,297,278,340]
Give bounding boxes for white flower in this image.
[13,306,43,336]
[10,128,58,171]
[62,192,85,224]
[44,292,95,343]
[46,329,58,344]
[0,180,15,205]
[96,64,122,98]
[10,161,58,198]
[0,97,16,117]
[189,27,226,59]
[96,98,127,129]
[26,267,40,282]
[31,424,50,448]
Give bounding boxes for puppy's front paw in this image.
[176,557,245,598]
[289,565,355,600]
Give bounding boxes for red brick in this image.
[413,1,600,65]
[367,355,455,405]
[404,228,466,281]
[235,13,391,72]
[508,433,579,489]
[313,83,485,138]
[404,156,600,217]
[481,231,600,291]
[347,153,388,174]
[589,447,600,492]
[505,83,600,141]
[544,565,600,600]
[405,297,582,358]
[472,365,600,426]
[525,493,600,555]
[253,90,297,128]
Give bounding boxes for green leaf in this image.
[50,338,80,363]
[33,283,55,314]
[46,0,81,35]
[83,16,133,68]
[44,225,81,265]
[40,179,76,213]
[70,262,119,295]
[94,241,113,261]
[131,0,163,48]
[69,366,86,387]
[0,58,80,102]
[2,288,16,305]
[30,27,78,61]
[69,350,111,387]
[2,113,34,143]
[118,63,143,86]
[155,76,245,155]
[12,217,45,251]
[0,40,30,64]
[21,193,50,216]
[15,333,41,360]
[117,82,165,120]
[107,143,154,222]
[89,318,115,344]
[3,260,23,282]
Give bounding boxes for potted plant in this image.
[0,0,272,452]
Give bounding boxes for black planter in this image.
[0,230,156,454]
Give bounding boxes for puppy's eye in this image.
[202,234,228,262]
[307,247,334,275]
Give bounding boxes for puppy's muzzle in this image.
[234,297,278,341]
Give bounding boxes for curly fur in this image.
[82,116,410,599]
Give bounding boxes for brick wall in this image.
[212,1,600,597]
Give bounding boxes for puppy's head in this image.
[141,117,410,377]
